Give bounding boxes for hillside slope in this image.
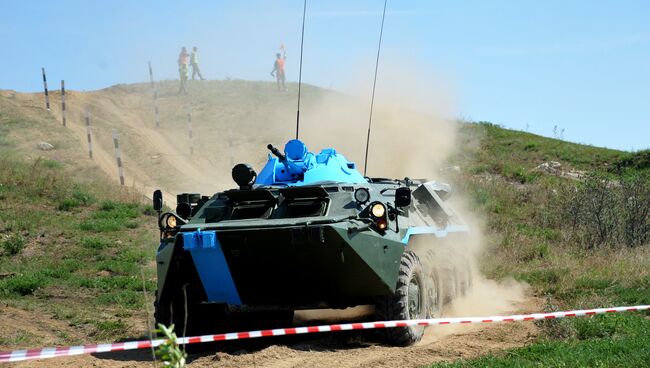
[0,81,648,367]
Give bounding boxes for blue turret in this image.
[255,140,367,186]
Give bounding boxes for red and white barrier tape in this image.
[1,305,648,363]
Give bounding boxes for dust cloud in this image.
[298,57,458,178]
[298,61,529,327]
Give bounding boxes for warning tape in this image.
[1,305,648,363]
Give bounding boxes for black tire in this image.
[155,290,293,339]
[376,250,428,346]
[154,286,229,339]
[154,287,196,337]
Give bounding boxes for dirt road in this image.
[4,290,540,368]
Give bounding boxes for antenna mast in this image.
[363,0,388,176]
[295,0,307,139]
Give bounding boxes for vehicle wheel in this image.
[425,269,442,319]
[376,250,428,346]
[155,286,228,338]
[154,288,194,337]
[456,261,473,297]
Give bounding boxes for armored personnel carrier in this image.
[153,139,469,345]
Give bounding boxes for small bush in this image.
[72,187,94,205]
[57,198,81,211]
[2,234,26,256]
[124,220,139,229]
[0,274,46,296]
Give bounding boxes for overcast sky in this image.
[1,0,648,151]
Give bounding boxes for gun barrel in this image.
[267,144,286,161]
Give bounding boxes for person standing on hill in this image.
[178,47,190,95]
[270,46,287,91]
[190,46,205,81]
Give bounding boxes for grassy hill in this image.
[0,81,648,366]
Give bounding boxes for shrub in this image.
[620,172,650,247]
[0,274,46,296]
[557,171,649,249]
[1,234,25,256]
[72,187,94,205]
[58,198,80,211]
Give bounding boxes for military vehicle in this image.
[152,139,470,346]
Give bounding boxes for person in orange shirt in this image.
[270,50,287,91]
[178,47,190,94]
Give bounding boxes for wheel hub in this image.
[407,277,420,318]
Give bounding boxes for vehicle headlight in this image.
[370,203,386,218]
[166,215,177,228]
[159,213,182,230]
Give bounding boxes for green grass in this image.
[0,142,157,344]
[431,314,650,368]
[433,121,649,367]
[461,122,627,174]
[0,273,47,296]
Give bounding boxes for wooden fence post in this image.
[148,61,154,90]
[61,80,67,127]
[42,68,50,111]
[112,130,125,186]
[85,109,93,159]
[187,108,194,155]
[153,90,160,128]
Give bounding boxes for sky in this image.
[0,0,648,151]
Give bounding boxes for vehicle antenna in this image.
[295,0,307,139]
[363,0,388,176]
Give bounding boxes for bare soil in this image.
[3,294,540,368]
